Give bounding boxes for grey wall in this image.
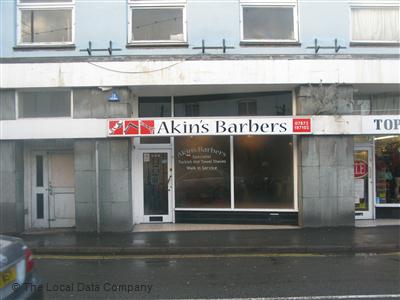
[74,140,97,231]
[74,139,132,232]
[297,85,355,227]
[98,139,132,232]
[73,88,134,118]
[0,90,16,120]
[0,141,24,233]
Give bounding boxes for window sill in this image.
[375,203,400,208]
[350,42,400,47]
[240,41,301,47]
[126,42,189,48]
[14,44,76,51]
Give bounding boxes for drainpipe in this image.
[95,141,100,234]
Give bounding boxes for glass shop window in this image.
[129,4,186,43]
[175,136,231,208]
[18,0,74,45]
[18,90,71,118]
[174,91,294,210]
[185,103,200,117]
[351,6,400,43]
[175,92,292,117]
[238,100,257,116]
[375,136,400,205]
[139,96,171,144]
[234,136,294,209]
[241,5,298,42]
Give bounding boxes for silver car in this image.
[0,235,42,299]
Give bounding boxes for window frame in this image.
[240,1,299,44]
[17,0,75,46]
[128,0,187,45]
[16,89,74,119]
[349,2,400,44]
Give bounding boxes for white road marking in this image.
[189,295,400,300]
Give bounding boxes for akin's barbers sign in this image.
[108,117,312,136]
[108,115,400,137]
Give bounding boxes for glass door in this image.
[139,150,172,223]
[31,152,49,228]
[354,147,374,219]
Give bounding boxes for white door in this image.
[136,150,173,223]
[354,146,374,220]
[31,152,75,228]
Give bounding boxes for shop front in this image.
[1,87,398,233]
[354,135,400,220]
[130,92,299,225]
[107,91,399,226]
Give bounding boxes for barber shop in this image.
[1,85,399,233]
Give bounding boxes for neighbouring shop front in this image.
[354,135,400,220]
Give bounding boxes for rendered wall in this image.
[1,0,398,58]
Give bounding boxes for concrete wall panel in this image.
[298,85,355,227]
[75,139,132,232]
[73,88,133,119]
[0,141,24,233]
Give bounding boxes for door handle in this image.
[167,175,172,191]
[47,183,53,195]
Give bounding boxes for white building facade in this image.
[0,0,399,232]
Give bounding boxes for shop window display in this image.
[375,136,400,204]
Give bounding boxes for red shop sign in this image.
[354,160,368,178]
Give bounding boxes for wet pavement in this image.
[33,253,400,299]
[20,225,400,255]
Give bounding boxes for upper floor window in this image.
[128,0,187,44]
[351,5,400,43]
[17,90,72,118]
[17,0,74,45]
[240,1,298,43]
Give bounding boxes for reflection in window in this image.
[354,150,369,211]
[242,6,295,40]
[185,103,200,117]
[21,9,72,43]
[238,100,257,116]
[18,90,71,118]
[36,194,44,219]
[175,92,292,117]
[375,136,400,204]
[36,155,43,187]
[131,8,184,42]
[175,136,231,208]
[139,97,171,144]
[353,95,371,115]
[234,136,294,209]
